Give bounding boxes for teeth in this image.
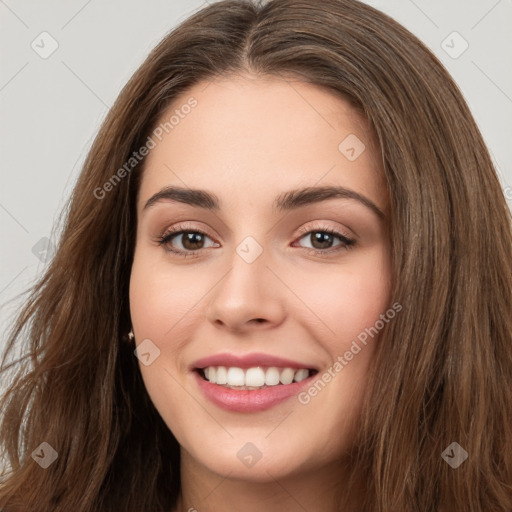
[226,367,245,386]
[265,367,280,386]
[279,368,295,385]
[293,369,309,382]
[216,366,228,385]
[245,367,265,387]
[201,366,312,388]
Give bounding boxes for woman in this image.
[1,0,511,510]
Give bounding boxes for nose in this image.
[205,246,287,333]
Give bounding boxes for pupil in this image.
[183,232,203,250]
[312,232,332,249]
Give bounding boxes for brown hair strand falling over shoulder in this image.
[1,0,511,510]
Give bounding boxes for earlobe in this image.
[122,329,135,343]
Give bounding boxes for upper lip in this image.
[191,352,318,371]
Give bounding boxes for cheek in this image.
[287,255,391,450]
[129,252,202,339]
[289,251,391,344]
[128,252,193,434]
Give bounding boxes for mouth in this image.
[195,366,318,390]
[192,363,320,412]
[190,352,321,411]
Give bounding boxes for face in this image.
[129,74,391,482]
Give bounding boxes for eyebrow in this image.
[142,185,385,218]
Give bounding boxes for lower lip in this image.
[193,370,315,412]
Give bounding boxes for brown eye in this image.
[296,229,355,252]
[159,229,219,255]
[179,232,206,250]
[307,231,337,250]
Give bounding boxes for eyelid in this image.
[158,221,217,241]
[295,222,355,241]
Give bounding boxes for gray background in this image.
[1,0,511,356]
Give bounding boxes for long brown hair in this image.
[1,0,511,510]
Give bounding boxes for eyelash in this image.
[156,222,356,258]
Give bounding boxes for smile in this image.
[200,366,315,389]
[193,367,319,412]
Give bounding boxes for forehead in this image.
[138,75,387,215]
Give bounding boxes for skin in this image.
[129,74,391,512]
